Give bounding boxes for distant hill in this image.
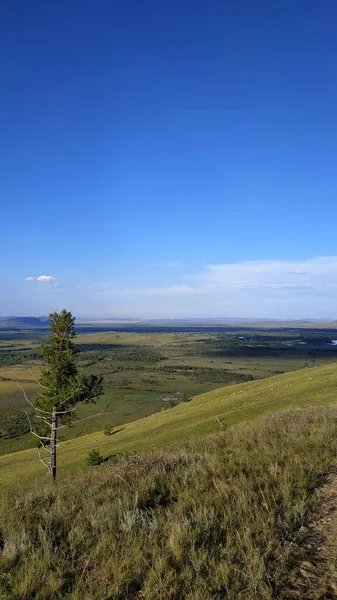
[0,316,49,328]
[1,315,337,330]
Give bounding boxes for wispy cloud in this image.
[25,275,60,287]
[287,270,310,275]
[90,256,337,318]
[99,257,337,296]
[189,257,337,290]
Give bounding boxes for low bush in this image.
[103,422,114,436]
[86,448,103,466]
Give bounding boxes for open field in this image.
[1,326,337,457]
[1,362,337,490]
[77,331,182,346]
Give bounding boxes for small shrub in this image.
[182,393,192,402]
[86,449,103,466]
[103,422,114,436]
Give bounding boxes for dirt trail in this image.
[287,467,337,599]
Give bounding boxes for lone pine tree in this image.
[30,309,103,480]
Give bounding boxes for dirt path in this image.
[287,467,337,598]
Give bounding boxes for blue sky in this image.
[1,0,337,318]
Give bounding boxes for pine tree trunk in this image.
[50,408,57,480]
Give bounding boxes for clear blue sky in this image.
[1,0,337,318]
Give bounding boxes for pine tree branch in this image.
[56,376,102,409]
[55,385,83,408]
[37,446,50,471]
[30,431,51,441]
[35,414,53,428]
[24,411,51,441]
[17,383,52,415]
[40,442,51,455]
[28,369,51,391]
[68,410,114,426]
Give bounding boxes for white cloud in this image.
[224,282,313,290]
[25,275,59,284]
[36,275,58,283]
[188,257,337,289]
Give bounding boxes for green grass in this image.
[1,407,337,599]
[1,329,337,459]
[0,388,167,456]
[77,331,181,346]
[1,363,337,489]
[0,378,37,397]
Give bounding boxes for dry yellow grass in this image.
[0,365,41,381]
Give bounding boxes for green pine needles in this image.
[31,309,104,479]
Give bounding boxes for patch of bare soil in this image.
[286,467,337,599]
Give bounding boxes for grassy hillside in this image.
[1,363,337,489]
[1,407,337,599]
[2,327,337,459]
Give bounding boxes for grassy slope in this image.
[2,408,337,599]
[1,362,337,489]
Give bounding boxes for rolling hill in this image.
[1,364,337,598]
[1,362,337,489]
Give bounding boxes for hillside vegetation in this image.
[1,363,337,489]
[1,407,337,599]
[1,327,337,458]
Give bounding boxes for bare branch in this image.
[17,383,52,415]
[28,369,51,391]
[68,411,113,426]
[30,431,51,441]
[24,411,51,441]
[17,384,35,409]
[104,397,115,412]
[37,446,50,470]
[35,414,53,428]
